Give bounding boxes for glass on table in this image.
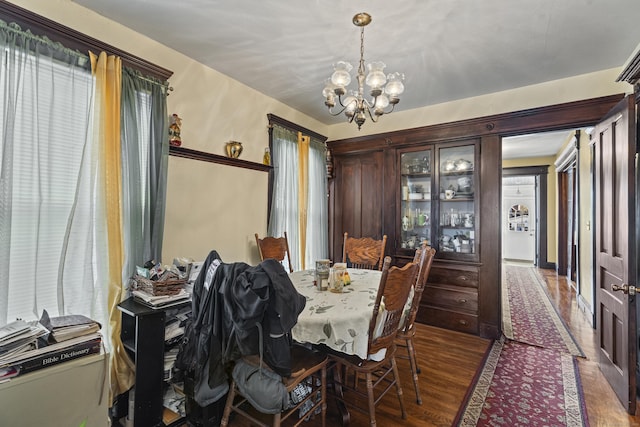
[330,263,347,293]
[315,259,331,291]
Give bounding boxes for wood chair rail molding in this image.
[169,146,272,172]
[326,94,625,154]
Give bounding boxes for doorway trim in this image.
[555,133,580,288]
[503,166,552,269]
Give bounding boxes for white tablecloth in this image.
[289,268,382,359]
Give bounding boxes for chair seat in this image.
[284,345,328,391]
[328,344,396,372]
[221,344,328,427]
[395,327,416,341]
[328,343,397,372]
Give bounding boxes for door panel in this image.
[594,95,636,414]
[331,152,384,260]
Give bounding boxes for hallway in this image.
[536,267,640,427]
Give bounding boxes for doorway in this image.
[502,175,537,264]
[502,165,551,269]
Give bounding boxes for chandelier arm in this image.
[383,103,398,115]
[327,106,348,117]
[364,105,380,123]
[327,94,354,116]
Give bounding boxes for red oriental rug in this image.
[501,264,584,357]
[454,264,589,426]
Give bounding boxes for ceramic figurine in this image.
[168,114,182,147]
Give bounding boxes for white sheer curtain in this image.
[268,124,328,270]
[0,22,106,326]
[306,138,329,266]
[268,126,300,268]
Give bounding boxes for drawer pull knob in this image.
[458,276,468,281]
[458,299,467,304]
[459,320,468,325]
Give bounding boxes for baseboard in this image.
[577,294,595,328]
[539,261,556,270]
[480,322,501,340]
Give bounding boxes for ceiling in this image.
[502,129,578,160]
[72,0,640,157]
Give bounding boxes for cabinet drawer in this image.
[422,285,478,313]
[428,265,479,288]
[416,306,478,335]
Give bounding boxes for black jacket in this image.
[178,250,306,406]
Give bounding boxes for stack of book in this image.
[0,311,102,382]
[130,273,190,309]
[131,288,190,309]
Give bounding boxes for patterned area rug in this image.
[502,264,584,357]
[455,264,589,426]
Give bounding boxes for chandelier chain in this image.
[358,26,366,77]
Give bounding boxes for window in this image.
[0,37,98,324]
[267,115,328,270]
[0,20,170,341]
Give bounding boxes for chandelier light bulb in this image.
[331,61,353,88]
[322,78,337,98]
[365,62,387,90]
[385,72,405,97]
[373,94,390,111]
[343,94,358,114]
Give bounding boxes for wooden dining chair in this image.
[327,256,419,427]
[255,232,294,273]
[396,244,436,404]
[221,343,328,427]
[342,232,387,270]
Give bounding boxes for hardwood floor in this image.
[536,267,640,427]
[208,266,640,426]
[220,325,490,427]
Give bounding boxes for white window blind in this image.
[0,48,95,323]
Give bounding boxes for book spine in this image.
[14,339,102,376]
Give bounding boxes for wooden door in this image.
[594,95,637,414]
[331,151,384,261]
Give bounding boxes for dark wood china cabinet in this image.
[327,94,624,339]
[329,133,498,338]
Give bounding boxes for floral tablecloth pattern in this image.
[289,268,381,359]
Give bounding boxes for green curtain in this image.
[120,67,169,281]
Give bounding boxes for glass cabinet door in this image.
[437,144,477,259]
[399,149,432,252]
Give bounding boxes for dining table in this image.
[288,268,383,359]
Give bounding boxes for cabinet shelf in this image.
[402,172,432,178]
[440,197,474,202]
[440,169,474,176]
[440,226,474,231]
[169,146,272,172]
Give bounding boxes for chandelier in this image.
[323,12,405,130]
